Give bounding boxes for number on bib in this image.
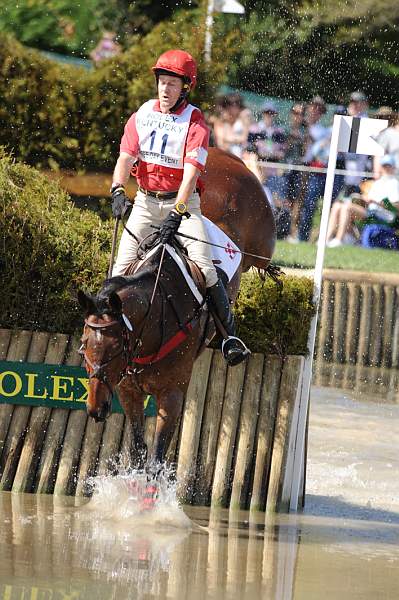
[148,131,169,155]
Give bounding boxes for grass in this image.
[274,240,399,273]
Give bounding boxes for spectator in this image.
[280,103,306,236]
[341,91,369,196]
[212,93,250,158]
[326,154,399,247]
[90,31,121,64]
[244,100,286,204]
[374,108,399,178]
[297,105,345,242]
[302,96,328,164]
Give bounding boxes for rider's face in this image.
[158,74,184,113]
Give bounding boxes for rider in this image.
[110,49,249,366]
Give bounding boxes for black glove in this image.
[159,211,183,244]
[111,185,132,219]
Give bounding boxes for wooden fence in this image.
[0,329,305,512]
[314,271,399,396]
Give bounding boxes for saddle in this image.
[123,238,207,299]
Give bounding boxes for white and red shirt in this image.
[120,99,209,192]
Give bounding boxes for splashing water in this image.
[83,465,192,529]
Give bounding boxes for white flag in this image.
[214,0,245,13]
[336,116,388,156]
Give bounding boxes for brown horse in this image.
[78,148,276,473]
[201,148,276,271]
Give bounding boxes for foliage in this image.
[223,0,399,106]
[275,239,399,273]
[0,153,314,353]
[235,273,315,356]
[0,0,105,56]
[0,35,87,170]
[0,151,112,333]
[0,14,236,172]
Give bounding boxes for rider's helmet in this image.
[152,49,197,91]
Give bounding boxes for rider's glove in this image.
[110,184,132,219]
[159,211,183,244]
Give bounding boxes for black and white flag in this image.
[336,116,388,156]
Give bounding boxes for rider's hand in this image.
[159,210,183,244]
[110,184,132,219]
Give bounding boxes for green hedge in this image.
[0,151,112,333]
[0,154,314,354]
[0,14,236,172]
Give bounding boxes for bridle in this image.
[79,246,167,398]
[79,317,133,397]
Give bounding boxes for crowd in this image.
[207,91,399,250]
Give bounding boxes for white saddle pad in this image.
[203,217,241,281]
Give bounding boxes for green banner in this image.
[0,360,157,417]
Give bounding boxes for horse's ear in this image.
[108,291,122,314]
[77,290,97,315]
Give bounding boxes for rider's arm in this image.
[173,162,200,213]
[112,152,137,187]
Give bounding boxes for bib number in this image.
[149,130,169,154]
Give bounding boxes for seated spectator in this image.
[212,93,251,158]
[243,100,286,204]
[297,105,345,242]
[326,155,399,247]
[374,108,399,178]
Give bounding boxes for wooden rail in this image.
[0,329,305,512]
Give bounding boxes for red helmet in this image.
[152,50,197,89]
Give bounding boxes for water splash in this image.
[84,465,191,529]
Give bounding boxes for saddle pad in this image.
[203,217,241,282]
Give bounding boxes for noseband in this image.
[80,317,133,397]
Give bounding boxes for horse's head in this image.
[78,289,131,422]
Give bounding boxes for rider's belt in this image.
[137,186,178,200]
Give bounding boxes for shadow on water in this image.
[305,493,399,525]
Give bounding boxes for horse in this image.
[78,148,276,478]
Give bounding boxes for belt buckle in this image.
[155,191,162,199]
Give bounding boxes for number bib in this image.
[136,100,196,169]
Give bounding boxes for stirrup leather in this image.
[221,336,251,366]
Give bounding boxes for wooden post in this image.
[266,355,304,514]
[0,329,15,461]
[382,285,395,368]
[369,283,384,367]
[0,330,33,465]
[176,349,213,503]
[12,333,69,493]
[0,330,39,489]
[250,356,282,512]
[53,410,87,496]
[358,284,373,367]
[97,413,125,476]
[35,335,82,493]
[332,282,347,365]
[345,283,361,365]
[194,352,227,505]
[210,360,247,507]
[314,280,334,386]
[229,353,264,509]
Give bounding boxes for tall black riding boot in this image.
[206,278,250,367]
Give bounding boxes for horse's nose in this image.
[87,402,111,422]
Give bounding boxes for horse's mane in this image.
[94,268,155,314]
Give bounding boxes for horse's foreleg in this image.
[117,378,147,469]
[151,389,184,465]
